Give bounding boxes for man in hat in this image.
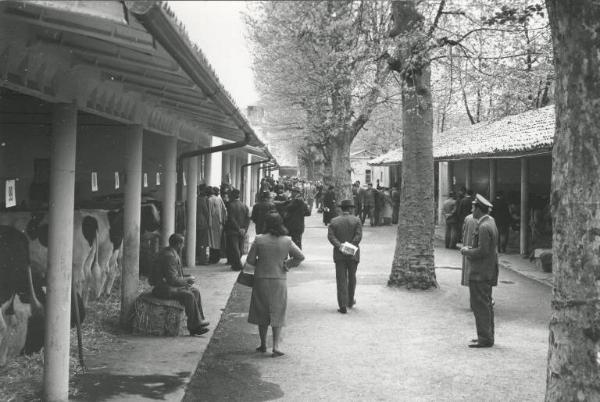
[225,188,250,271]
[327,199,362,314]
[283,186,311,249]
[251,190,277,235]
[151,233,210,336]
[460,194,499,348]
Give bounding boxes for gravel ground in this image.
[184,214,551,402]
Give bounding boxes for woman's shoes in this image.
[189,327,209,336]
[272,350,285,358]
[256,345,267,353]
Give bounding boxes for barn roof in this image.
[368,106,555,166]
[0,0,271,156]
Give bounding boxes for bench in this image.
[131,292,187,336]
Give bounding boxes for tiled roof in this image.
[369,106,555,166]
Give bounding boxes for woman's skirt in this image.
[248,278,287,327]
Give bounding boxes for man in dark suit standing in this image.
[460,194,499,348]
[151,233,210,336]
[283,187,311,249]
[225,188,250,271]
[327,199,362,314]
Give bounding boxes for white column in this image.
[520,158,529,256]
[162,136,177,247]
[245,153,252,205]
[438,161,449,224]
[209,137,222,187]
[120,125,143,326]
[185,145,198,267]
[43,103,77,402]
[222,152,230,185]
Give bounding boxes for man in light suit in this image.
[461,194,499,348]
[327,199,362,314]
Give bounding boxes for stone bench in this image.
[131,292,187,336]
[534,248,553,273]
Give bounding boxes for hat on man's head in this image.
[291,186,301,193]
[472,194,493,209]
[338,199,354,208]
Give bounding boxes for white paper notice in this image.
[91,172,98,192]
[156,172,161,186]
[143,173,148,188]
[183,172,187,186]
[114,172,120,189]
[5,179,16,208]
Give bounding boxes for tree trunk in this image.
[545,1,600,401]
[322,136,353,202]
[388,65,437,289]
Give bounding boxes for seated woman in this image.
[246,213,304,357]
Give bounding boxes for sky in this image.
[168,1,259,111]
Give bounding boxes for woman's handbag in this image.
[236,263,255,287]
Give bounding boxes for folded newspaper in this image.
[340,242,358,256]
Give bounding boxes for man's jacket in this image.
[327,213,362,262]
[463,215,499,285]
[151,247,188,298]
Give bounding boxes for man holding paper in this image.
[327,199,362,314]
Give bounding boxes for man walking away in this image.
[362,183,376,226]
[442,191,458,249]
[207,187,228,264]
[283,187,311,249]
[225,189,250,271]
[327,199,362,314]
[251,191,276,235]
[322,185,337,225]
[151,234,210,336]
[461,194,499,348]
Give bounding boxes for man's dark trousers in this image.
[469,281,494,345]
[335,258,358,309]
[445,222,457,249]
[226,232,243,270]
[154,286,205,332]
[290,231,303,249]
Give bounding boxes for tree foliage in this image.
[245,1,394,196]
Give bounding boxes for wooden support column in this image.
[43,103,77,402]
[465,160,472,190]
[447,161,454,191]
[489,159,497,200]
[162,136,177,247]
[438,161,449,224]
[204,152,212,186]
[222,152,230,185]
[520,158,529,256]
[185,146,199,267]
[245,154,252,205]
[120,125,143,327]
[209,137,222,187]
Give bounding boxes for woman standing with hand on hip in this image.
[247,213,304,357]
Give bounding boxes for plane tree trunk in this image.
[544,1,600,400]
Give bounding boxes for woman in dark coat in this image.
[247,213,304,357]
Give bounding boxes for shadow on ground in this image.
[72,371,189,401]
[183,285,284,402]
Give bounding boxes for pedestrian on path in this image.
[150,233,210,336]
[442,191,458,249]
[247,213,305,357]
[225,188,249,271]
[327,199,362,314]
[460,194,499,348]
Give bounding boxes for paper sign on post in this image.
[5,179,16,208]
[156,172,160,186]
[183,172,187,186]
[114,172,120,189]
[91,172,98,192]
[143,173,148,188]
